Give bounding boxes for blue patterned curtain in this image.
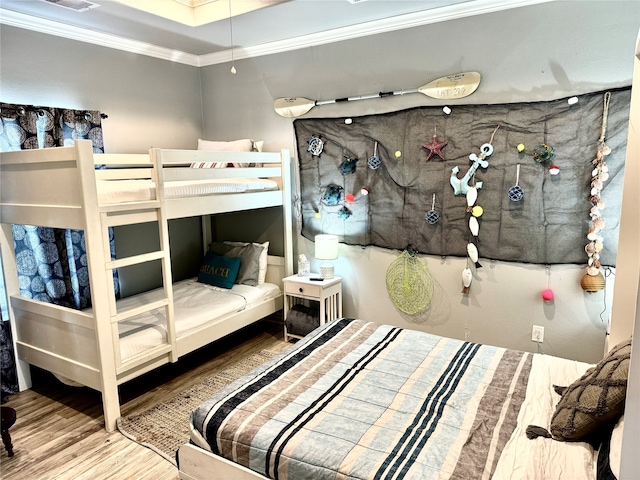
[0,103,120,395]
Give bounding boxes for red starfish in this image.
[422,134,448,161]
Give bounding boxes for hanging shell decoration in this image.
[582,92,611,293]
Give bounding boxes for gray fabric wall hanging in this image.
[294,89,630,266]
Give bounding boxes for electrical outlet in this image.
[532,325,544,343]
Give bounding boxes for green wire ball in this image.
[386,250,434,315]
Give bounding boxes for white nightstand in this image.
[282,274,342,342]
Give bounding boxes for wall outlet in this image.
[532,325,544,343]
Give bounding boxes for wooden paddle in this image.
[273,72,481,118]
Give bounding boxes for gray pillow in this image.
[208,242,261,286]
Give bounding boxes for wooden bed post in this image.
[0,225,32,391]
[76,140,121,431]
[281,149,294,277]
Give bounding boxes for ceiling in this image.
[0,0,553,66]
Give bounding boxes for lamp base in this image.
[320,263,334,279]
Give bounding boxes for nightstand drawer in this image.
[285,282,321,298]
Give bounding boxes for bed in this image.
[0,140,294,431]
[179,318,629,480]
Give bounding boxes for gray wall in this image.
[199,0,639,363]
[0,26,206,296]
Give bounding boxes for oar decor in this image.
[273,72,481,118]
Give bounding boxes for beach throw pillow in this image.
[527,337,631,444]
[197,252,240,289]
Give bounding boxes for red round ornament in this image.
[541,289,554,301]
[345,193,355,203]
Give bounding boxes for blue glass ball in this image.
[425,210,440,224]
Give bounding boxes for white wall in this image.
[200,0,640,363]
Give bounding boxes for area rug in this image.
[117,349,277,465]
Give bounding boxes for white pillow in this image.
[197,138,253,152]
[224,241,269,284]
[196,139,263,167]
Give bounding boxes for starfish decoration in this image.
[422,133,448,161]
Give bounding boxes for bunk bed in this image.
[179,319,629,480]
[0,140,293,432]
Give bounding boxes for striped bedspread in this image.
[189,319,596,480]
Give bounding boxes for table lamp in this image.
[315,234,338,279]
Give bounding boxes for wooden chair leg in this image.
[1,428,13,457]
[1,406,16,457]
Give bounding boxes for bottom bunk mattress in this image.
[188,318,616,480]
[113,279,280,360]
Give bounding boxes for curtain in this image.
[0,103,120,395]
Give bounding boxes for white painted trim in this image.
[0,8,201,66]
[1,0,553,67]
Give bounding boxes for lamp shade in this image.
[315,234,339,260]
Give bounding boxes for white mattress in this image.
[97,178,278,204]
[115,279,281,360]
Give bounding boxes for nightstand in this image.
[282,274,342,342]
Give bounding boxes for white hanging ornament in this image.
[467,242,482,268]
[461,267,473,294]
[469,216,479,238]
[466,186,477,212]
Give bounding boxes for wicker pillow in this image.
[549,338,631,442]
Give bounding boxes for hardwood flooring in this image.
[0,316,291,480]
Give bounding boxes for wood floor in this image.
[0,316,291,480]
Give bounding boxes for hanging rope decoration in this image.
[386,247,434,314]
[581,92,612,293]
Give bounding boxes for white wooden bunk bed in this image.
[0,140,293,432]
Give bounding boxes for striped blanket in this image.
[189,319,597,479]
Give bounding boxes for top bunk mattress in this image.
[113,279,281,361]
[97,178,279,204]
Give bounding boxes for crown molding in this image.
[1,0,552,68]
[0,8,202,66]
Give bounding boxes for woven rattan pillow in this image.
[549,338,631,442]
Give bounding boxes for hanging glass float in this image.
[425,193,439,225]
[368,141,381,170]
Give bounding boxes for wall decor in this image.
[275,72,481,118]
[294,88,630,266]
[386,247,434,314]
[581,92,613,292]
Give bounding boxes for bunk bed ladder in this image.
[100,151,178,375]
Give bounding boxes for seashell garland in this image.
[583,92,611,289]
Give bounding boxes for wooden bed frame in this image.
[0,140,293,432]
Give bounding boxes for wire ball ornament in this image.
[386,248,434,315]
[425,193,439,224]
[508,164,524,202]
[368,141,381,170]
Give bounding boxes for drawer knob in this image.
[299,287,303,293]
